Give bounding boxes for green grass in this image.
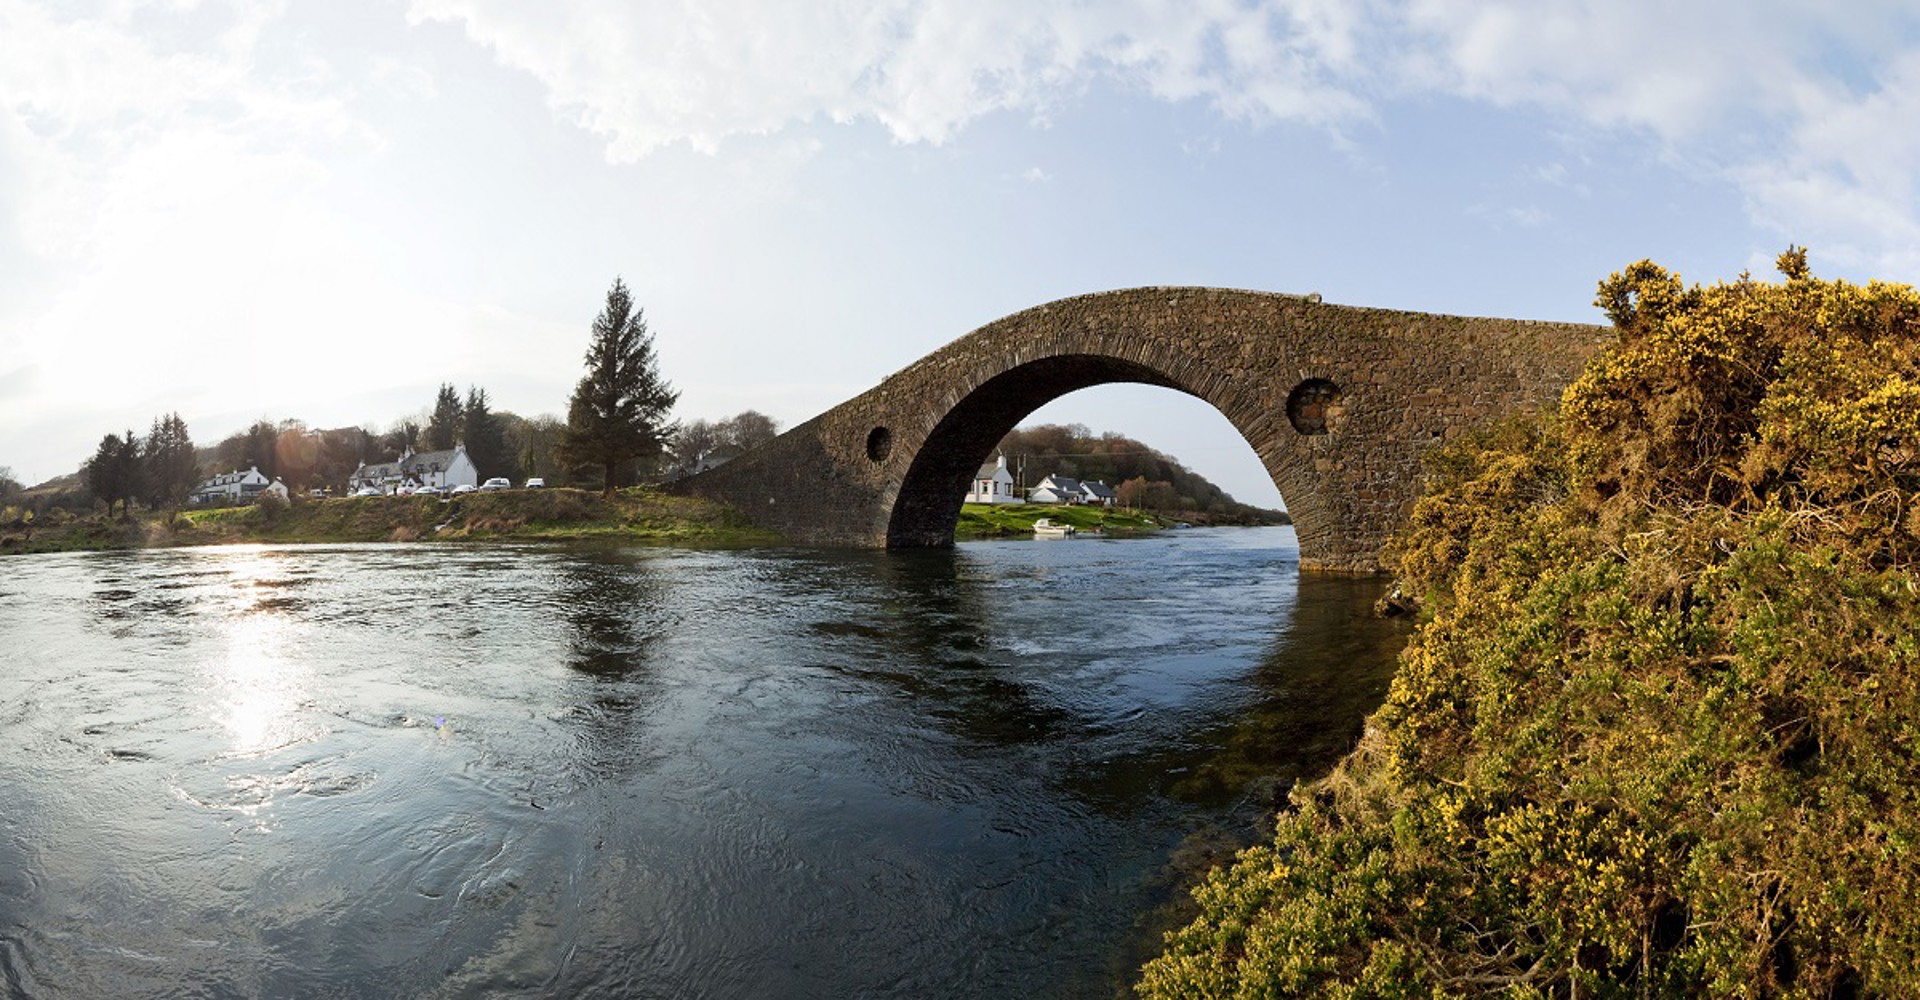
[7,494,1230,555]
[953,502,1166,539]
[3,487,783,554]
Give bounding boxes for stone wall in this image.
[677,286,1610,573]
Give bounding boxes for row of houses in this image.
[964,454,1118,507]
[192,446,1110,507]
[186,443,482,505]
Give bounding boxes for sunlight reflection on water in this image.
[0,529,1406,999]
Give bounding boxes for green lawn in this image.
[952,502,1165,539]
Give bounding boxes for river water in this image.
[0,526,1406,998]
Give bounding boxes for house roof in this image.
[972,453,1012,481]
[1037,474,1082,494]
[402,447,460,473]
[352,458,408,479]
[1080,480,1116,499]
[975,460,1008,480]
[194,467,265,490]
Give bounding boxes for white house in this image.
[1028,473,1116,507]
[190,466,270,505]
[1079,480,1117,507]
[401,445,479,489]
[964,454,1023,504]
[1028,473,1083,505]
[350,444,480,493]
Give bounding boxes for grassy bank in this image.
[953,502,1169,539]
[3,492,1289,555]
[0,487,783,554]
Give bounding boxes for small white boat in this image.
[1032,518,1076,538]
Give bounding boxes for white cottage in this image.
[964,454,1023,504]
[400,444,479,489]
[1078,480,1117,507]
[1028,473,1083,505]
[190,466,271,505]
[350,444,480,493]
[1027,473,1117,507]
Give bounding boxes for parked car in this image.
[352,486,382,497]
[449,483,476,495]
[479,477,512,491]
[414,485,443,497]
[524,478,546,489]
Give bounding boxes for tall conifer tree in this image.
[426,383,462,452]
[85,429,142,517]
[462,386,512,481]
[560,278,678,491]
[143,411,198,508]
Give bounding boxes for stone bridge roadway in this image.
[675,287,1609,572]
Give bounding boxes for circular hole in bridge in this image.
[1285,378,1343,435]
[865,426,893,462]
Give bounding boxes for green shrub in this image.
[1142,251,1920,998]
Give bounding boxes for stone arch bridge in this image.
[677,287,1609,572]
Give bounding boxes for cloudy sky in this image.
[4,1,1918,506]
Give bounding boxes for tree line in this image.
[992,423,1277,517]
[24,276,1266,519]
[16,277,779,516]
[81,413,201,517]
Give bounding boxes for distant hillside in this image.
[23,470,81,494]
[993,424,1287,523]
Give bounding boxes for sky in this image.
[4,1,1919,509]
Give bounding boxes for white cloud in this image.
[0,0,372,263]
[405,0,1375,158]
[1507,205,1550,228]
[407,0,1920,275]
[1741,47,1920,272]
[1396,0,1920,273]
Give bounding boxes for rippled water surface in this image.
[0,527,1405,998]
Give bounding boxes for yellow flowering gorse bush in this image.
[1140,252,1920,999]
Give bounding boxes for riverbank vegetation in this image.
[1142,251,1920,998]
[954,502,1166,538]
[992,423,1285,521]
[0,487,780,554]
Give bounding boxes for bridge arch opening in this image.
[885,354,1296,548]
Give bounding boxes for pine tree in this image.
[85,429,143,518]
[462,386,512,481]
[143,412,198,509]
[559,278,679,491]
[426,383,462,452]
